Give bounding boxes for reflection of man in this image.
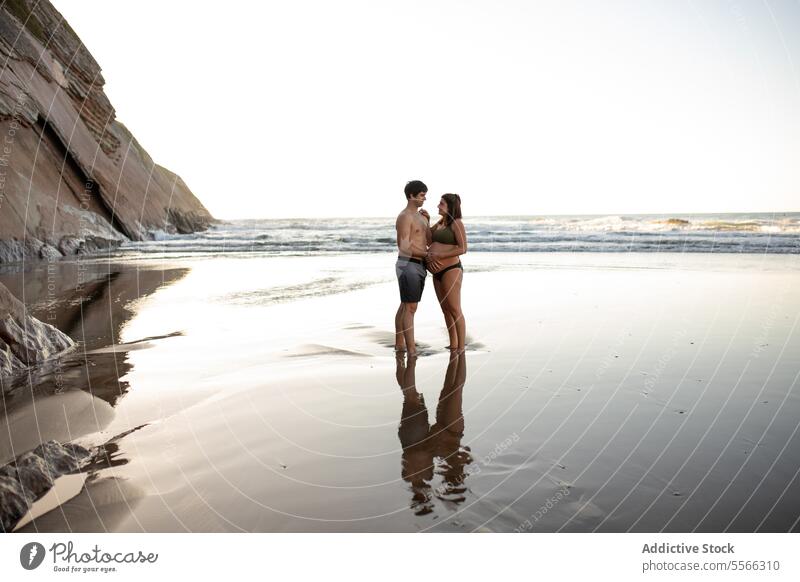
[396,351,472,515]
[396,353,434,513]
[394,180,431,357]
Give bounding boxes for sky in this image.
[51,0,800,219]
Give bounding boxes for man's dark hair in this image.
[404,180,428,199]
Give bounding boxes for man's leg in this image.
[402,301,419,356]
[395,303,406,350]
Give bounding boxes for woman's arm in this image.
[430,219,467,259]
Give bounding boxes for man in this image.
[395,179,431,357]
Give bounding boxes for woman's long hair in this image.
[441,193,462,227]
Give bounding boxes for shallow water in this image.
[3,252,799,532]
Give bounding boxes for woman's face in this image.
[437,198,447,217]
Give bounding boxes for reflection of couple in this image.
[394,180,467,356]
[396,350,471,515]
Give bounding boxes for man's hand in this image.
[419,209,430,222]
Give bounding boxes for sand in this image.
[2,251,799,532]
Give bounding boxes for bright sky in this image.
[52,0,799,219]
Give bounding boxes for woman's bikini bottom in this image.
[433,261,463,282]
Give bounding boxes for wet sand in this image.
[2,252,800,532]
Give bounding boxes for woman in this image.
[425,193,467,352]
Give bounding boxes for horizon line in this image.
[208,209,800,221]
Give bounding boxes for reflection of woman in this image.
[396,351,471,515]
[429,350,470,501]
[425,194,467,352]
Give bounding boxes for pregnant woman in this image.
[425,193,468,352]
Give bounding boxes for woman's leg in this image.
[434,276,457,348]
[440,267,465,351]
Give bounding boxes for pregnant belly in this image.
[428,242,460,272]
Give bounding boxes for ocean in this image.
[118,212,800,258]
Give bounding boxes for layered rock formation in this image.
[0,0,214,263]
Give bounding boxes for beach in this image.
[2,248,799,532]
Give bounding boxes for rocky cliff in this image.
[0,0,214,263]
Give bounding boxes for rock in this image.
[0,282,74,375]
[166,207,214,235]
[0,476,28,532]
[0,439,91,532]
[38,243,62,260]
[0,0,214,264]
[0,465,17,480]
[76,236,122,255]
[0,240,51,264]
[16,453,54,499]
[57,236,82,256]
[36,440,90,475]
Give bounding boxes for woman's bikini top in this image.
[432,222,457,245]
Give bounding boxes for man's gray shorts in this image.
[396,256,427,303]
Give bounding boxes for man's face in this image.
[411,191,427,208]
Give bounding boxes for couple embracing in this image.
[394,180,468,357]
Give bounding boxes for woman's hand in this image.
[425,250,442,272]
[425,256,444,273]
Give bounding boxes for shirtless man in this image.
[395,180,431,357]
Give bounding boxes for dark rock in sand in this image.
[0,474,28,532]
[0,0,214,264]
[0,439,91,532]
[0,281,74,375]
[15,453,55,499]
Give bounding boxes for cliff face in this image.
[0,0,213,263]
